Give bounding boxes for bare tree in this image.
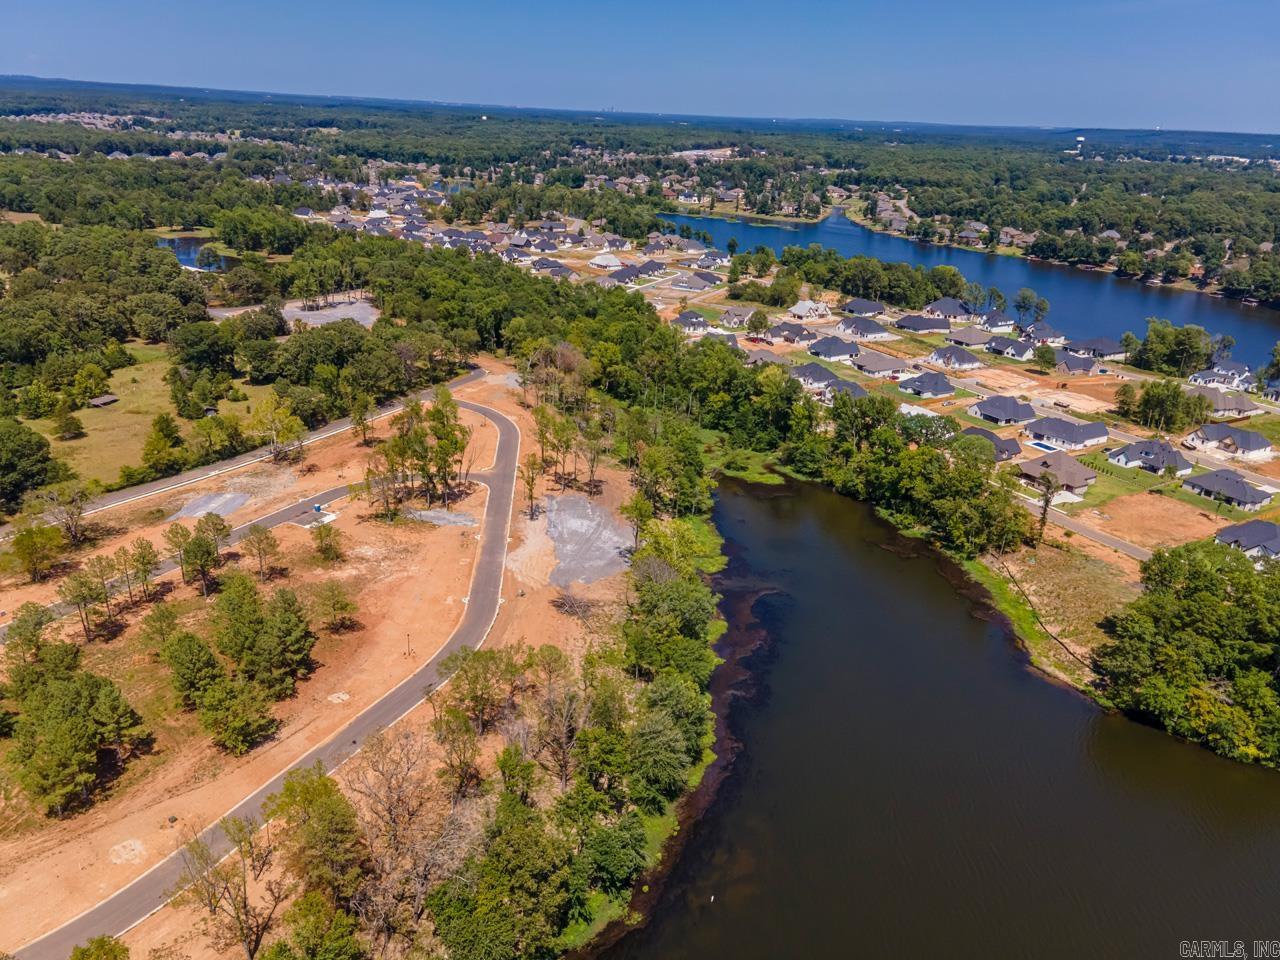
[174,817,294,960]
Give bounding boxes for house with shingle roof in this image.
[837,315,892,340]
[926,346,983,371]
[1217,520,1280,559]
[1183,470,1272,511]
[899,372,954,399]
[1186,423,1273,460]
[809,336,859,363]
[896,314,950,334]
[969,395,1036,425]
[963,427,1021,462]
[922,297,971,321]
[1019,451,1097,497]
[1025,417,1109,451]
[1108,440,1192,476]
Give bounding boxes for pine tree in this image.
[163,631,227,709]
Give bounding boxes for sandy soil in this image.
[1087,490,1233,550]
[0,405,495,620]
[0,380,506,951]
[118,366,636,960]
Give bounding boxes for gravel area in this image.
[545,493,630,586]
[169,492,249,519]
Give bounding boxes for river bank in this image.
[660,208,1280,365]
[590,476,1280,960]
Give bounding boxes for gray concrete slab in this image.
[545,493,631,586]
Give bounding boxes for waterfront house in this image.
[1186,423,1273,460]
[720,305,759,329]
[1025,417,1109,450]
[969,395,1036,425]
[1183,470,1272,511]
[963,426,1022,462]
[837,315,892,340]
[1018,451,1097,497]
[850,350,912,378]
[768,322,817,345]
[926,346,983,371]
[987,336,1036,361]
[1108,440,1192,476]
[788,299,832,321]
[841,298,886,318]
[922,297,971,322]
[944,327,993,348]
[1216,520,1280,560]
[896,314,950,334]
[809,336,859,363]
[899,372,954,399]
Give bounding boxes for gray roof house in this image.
[944,327,993,348]
[899,372,954,398]
[987,336,1036,361]
[963,427,1022,462]
[896,314,950,334]
[1183,470,1272,511]
[826,379,869,403]
[1066,337,1126,360]
[969,395,1036,424]
[672,312,710,335]
[1108,440,1192,476]
[790,362,839,391]
[809,336,859,363]
[922,297,971,321]
[850,350,912,378]
[926,346,983,371]
[1019,451,1097,496]
[837,315,892,340]
[841,298,886,317]
[1216,520,1280,559]
[1025,417,1109,450]
[768,321,817,344]
[719,305,758,329]
[1053,350,1101,376]
[1186,386,1261,419]
[1187,423,1273,460]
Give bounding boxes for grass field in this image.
[28,344,274,486]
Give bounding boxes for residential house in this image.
[791,362,839,392]
[589,252,623,269]
[1216,520,1280,560]
[1053,350,1100,376]
[768,321,817,345]
[1189,360,1255,391]
[1025,417,1109,450]
[1186,423,1273,460]
[703,331,740,349]
[809,336,859,363]
[899,372,954,399]
[896,314,950,334]
[963,427,1022,462]
[1108,440,1193,476]
[837,316,892,340]
[1066,337,1126,361]
[1020,321,1067,345]
[841,298,886,318]
[671,273,713,292]
[976,310,1016,333]
[944,327,993,348]
[1186,386,1261,419]
[1183,470,1272,511]
[987,336,1036,361]
[788,299,832,321]
[720,305,759,329]
[922,297,971,322]
[1019,451,1098,497]
[926,346,983,371]
[970,395,1036,425]
[825,379,869,403]
[635,260,665,278]
[850,350,912,378]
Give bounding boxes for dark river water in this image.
[662,209,1280,367]
[598,478,1280,960]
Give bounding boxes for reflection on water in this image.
[597,478,1280,960]
[663,209,1280,365]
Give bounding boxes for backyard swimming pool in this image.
[1028,440,1059,453]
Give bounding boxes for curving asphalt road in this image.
[13,394,519,960]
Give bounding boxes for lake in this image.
[662,209,1280,367]
[155,235,230,271]
[596,478,1280,960]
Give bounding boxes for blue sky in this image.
[5,0,1279,133]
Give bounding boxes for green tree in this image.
[264,764,366,905]
[1032,344,1058,373]
[9,518,64,581]
[162,631,226,710]
[242,523,281,580]
[311,580,357,631]
[68,936,129,960]
[198,678,278,755]
[311,524,344,563]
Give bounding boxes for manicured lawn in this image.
[1243,414,1280,445]
[1063,453,1166,515]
